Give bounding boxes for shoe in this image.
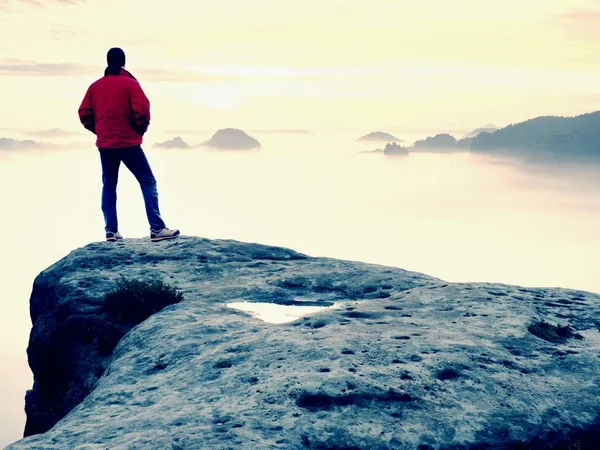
[106,231,123,242]
[150,228,180,242]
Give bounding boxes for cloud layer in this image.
[26,128,79,138]
[0,137,44,150]
[0,61,93,76]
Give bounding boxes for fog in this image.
[1,131,599,446]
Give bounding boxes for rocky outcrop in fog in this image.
[154,136,189,149]
[202,128,261,150]
[357,131,402,143]
[383,142,409,155]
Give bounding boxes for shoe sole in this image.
[106,238,123,242]
[151,233,180,242]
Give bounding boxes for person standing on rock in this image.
[78,47,180,242]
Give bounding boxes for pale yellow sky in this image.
[1,0,600,134]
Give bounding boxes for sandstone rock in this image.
[7,237,600,449]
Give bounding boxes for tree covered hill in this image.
[470,110,600,161]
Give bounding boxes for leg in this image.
[121,146,167,231]
[99,149,121,232]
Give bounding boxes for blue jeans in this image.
[99,146,166,232]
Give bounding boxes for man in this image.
[78,47,179,242]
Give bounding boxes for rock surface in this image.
[7,236,600,449]
[202,128,261,150]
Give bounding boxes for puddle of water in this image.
[227,302,339,324]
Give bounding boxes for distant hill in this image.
[470,111,600,161]
[412,133,457,149]
[248,129,310,135]
[360,135,461,156]
[461,125,499,140]
[357,131,402,143]
[202,129,261,150]
[0,137,42,150]
[409,133,470,152]
[358,143,408,155]
[154,137,189,149]
[26,128,79,139]
[383,142,409,156]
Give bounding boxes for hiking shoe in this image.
[150,228,180,242]
[106,231,123,242]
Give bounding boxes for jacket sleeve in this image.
[131,81,151,135]
[78,86,96,134]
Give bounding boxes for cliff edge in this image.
[7,236,600,449]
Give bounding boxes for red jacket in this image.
[78,69,150,148]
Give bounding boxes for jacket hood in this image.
[103,67,137,80]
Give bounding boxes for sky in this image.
[1,0,600,135]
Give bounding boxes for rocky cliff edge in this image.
[7,236,600,449]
